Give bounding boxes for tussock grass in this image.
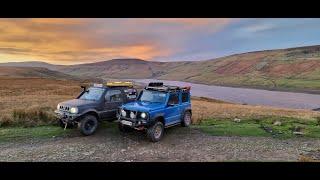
[1,107,57,127]
[11,107,55,127]
[191,99,320,124]
[0,77,82,127]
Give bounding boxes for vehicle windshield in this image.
[138,90,167,103]
[78,87,104,101]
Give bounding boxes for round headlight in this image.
[121,109,126,117]
[140,112,147,119]
[130,111,136,119]
[70,107,78,114]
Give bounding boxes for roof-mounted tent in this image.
[106,81,133,88]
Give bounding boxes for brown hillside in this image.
[2,45,320,92]
[0,67,78,80]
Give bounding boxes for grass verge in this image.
[0,125,74,142]
[193,116,320,139]
[0,121,118,143]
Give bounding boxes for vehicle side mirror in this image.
[81,85,86,91]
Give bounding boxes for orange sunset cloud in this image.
[0,18,233,65]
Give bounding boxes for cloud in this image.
[0,18,233,64]
[244,23,275,33]
[2,18,320,65]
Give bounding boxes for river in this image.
[129,79,320,110]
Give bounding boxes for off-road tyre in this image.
[181,111,192,127]
[78,115,98,136]
[147,121,164,142]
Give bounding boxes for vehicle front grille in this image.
[124,110,130,118]
[59,105,70,112]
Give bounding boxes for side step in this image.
[165,122,181,128]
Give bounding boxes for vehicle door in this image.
[164,92,181,125]
[102,89,124,119]
[180,91,191,114]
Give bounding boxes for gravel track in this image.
[1,124,320,162]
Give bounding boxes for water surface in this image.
[130,79,320,110]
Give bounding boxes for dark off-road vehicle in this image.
[55,82,137,135]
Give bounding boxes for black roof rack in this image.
[145,82,190,92]
[148,82,163,87]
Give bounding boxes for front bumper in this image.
[118,116,151,128]
[55,110,80,122]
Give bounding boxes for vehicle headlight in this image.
[70,107,78,114]
[57,104,60,110]
[130,111,136,119]
[121,109,126,117]
[140,112,147,119]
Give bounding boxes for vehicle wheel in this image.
[147,121,164,142]
[181,111,192,127]
[58,119,74,129]
[118,123,133,133]
[78,115,98,136]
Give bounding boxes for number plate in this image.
[121,120,133,126]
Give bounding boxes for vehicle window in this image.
[168,93,179,105]
[138,90,166,103]
[182,92,189,103]
[106,90,123,102]
[124,88,137,100]
[78,87,104,101]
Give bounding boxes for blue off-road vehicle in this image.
[118,82,192,142]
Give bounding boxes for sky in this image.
[0,18,320,65]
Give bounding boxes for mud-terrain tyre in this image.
[58,119,74,129]
[118,123,133,133]
[181,111,192,127]
[78,115,98,136]
[147,121,164,142]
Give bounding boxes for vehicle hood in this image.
[59,99,98,109]
[122,101,165,112]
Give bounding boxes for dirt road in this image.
[0,123,320,161]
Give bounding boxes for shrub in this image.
[316,117,320,126]
[0,115,12,127]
